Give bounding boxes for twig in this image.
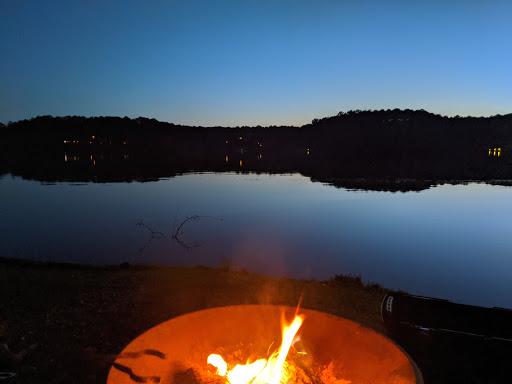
[136,220,167,253]
[136,220,166,238]
[136,215,223,253]
[171,215,223,250]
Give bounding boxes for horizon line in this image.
[3,108,512,128]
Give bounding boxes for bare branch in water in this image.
[171,215,223,250]
[136,220,166,238]
[136,220,168,253]
[136,216,223,252]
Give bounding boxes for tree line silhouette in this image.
[1,109,512,191]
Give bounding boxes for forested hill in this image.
[2,110,512,191]
[4,108,512,129]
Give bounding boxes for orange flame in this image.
[207,313,304,384]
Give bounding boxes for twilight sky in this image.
[1,1,511,126]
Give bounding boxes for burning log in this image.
[108,305,422,384]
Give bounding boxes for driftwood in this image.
[171,215,223,250]
[137,215,223,252]
[136,221,167,254]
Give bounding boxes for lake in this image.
[1,172,511,309]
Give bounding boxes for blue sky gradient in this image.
[1,1,511,125]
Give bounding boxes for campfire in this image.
[107,305,422,384]
[206,310,304,384]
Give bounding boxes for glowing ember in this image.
[207,313,305,384]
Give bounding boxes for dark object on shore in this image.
[381,292,512,341]
[381,293,512,383]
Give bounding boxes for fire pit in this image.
[107,305,422,384]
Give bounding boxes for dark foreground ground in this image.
[1,259,509,384]
[1,259,386,384]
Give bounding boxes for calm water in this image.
[1,173,512,308]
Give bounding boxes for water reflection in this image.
[1,173,512,309]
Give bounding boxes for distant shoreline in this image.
[3,109,512,192]
[2,108,512,128]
